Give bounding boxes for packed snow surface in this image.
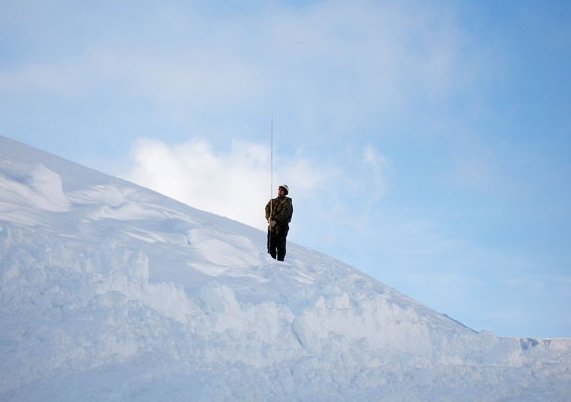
[0,135,570,401]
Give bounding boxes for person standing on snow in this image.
[265,185,293,261]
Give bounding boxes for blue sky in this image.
[2,0,570,338]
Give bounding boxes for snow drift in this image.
[0,135,569,401]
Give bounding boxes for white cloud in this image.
[0,0,487,128]
[124,138,327,230]
[123,138,390,238]
[363,143,387,199]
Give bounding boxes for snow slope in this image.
[0,135,569,401]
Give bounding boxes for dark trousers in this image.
[267,226,289,261]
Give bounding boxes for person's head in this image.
[278,184,289,196]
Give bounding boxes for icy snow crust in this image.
[0,135,570,401]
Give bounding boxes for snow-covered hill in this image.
[0,135,570,401]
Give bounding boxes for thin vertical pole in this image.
[270,113,274,199]
[269,114,274,222]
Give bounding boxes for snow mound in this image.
[0,161,69,214]
[0,135,570,402]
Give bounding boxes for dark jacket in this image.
[265,196,293,229]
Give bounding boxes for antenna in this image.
[269,114,274,223]
[270,113,274,199]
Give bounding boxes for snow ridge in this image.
[0,135,570,401]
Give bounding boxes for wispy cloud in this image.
[124,138,328,230]
[0,0,488,135]
[123,138,389,234]
[363,143,388,200]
